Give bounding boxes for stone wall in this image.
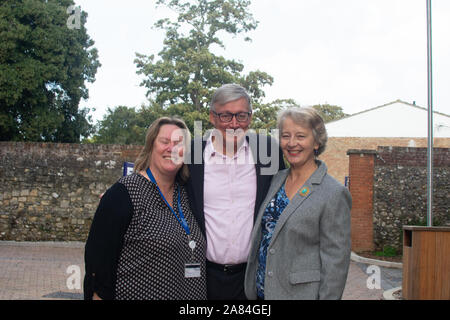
[0,142,142,241]
[372,146,450,251]
[2,142,449,248]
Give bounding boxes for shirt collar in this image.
[205,131,249,161]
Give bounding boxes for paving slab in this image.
[0,241,399,300]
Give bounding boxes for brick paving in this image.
[0,241,398,300]
[342,262,384,300]
[0,242,84,300]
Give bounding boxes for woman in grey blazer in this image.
[244,107,351,300]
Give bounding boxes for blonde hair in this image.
[134,117,191,184]
[277,107,328,155]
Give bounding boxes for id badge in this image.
[185,263,201,278]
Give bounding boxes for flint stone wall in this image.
[0,142,142,241]
[373,146,450,251]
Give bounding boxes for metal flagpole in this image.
[426,0,433,226]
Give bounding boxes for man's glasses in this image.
[212,111,251,123]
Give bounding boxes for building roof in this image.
[325,100,450,138]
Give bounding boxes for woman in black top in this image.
[84,117,206,300]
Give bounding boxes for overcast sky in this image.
[74,0,450,122]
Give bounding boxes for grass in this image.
[374,246,398,258]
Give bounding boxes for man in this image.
[186,84,285,300]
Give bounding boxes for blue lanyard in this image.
[146,168,191,236]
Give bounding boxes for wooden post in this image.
[402,226,450,299]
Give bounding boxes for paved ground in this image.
[0,242,85,300]
[0,241,401,300]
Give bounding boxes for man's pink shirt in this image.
[203,136,257,264]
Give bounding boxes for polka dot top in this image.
[84,172,207,300]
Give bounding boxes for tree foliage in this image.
[311,104,348,123]
[0,0,100,142]
[134,0,273,117]
[94,1,347,145]
[93,99,348,145]
[251,101,348,133]
[91,102,211,145]
[251,99,299,132]
[91,106,147,145]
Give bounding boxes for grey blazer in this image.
[244,161,351,300]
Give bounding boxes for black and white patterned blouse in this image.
[84,173,207,300]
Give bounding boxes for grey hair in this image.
[277,107,328,155]
[210,83,252,112]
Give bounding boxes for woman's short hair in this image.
[134,117,191,183]
[277,107,328,156]
[210,83,252,112]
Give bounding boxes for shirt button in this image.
[269,249,275,254]
[268,271,273,277]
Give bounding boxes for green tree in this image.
[134,0,273,128]
[311,104,348,123]
[92,102,210,145]
[251,99,299,132]
[251,101,347,132]
[0,0,100,142]
[93,100,348,145]
[94,1,347,145]
[164,103,211,135]
[91,106,144,145]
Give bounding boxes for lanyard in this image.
[146,168,191,236]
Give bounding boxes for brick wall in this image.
[376,146,450,167]
[320,137,450,184]
[347,150,377,252]
[0,142,142,241]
